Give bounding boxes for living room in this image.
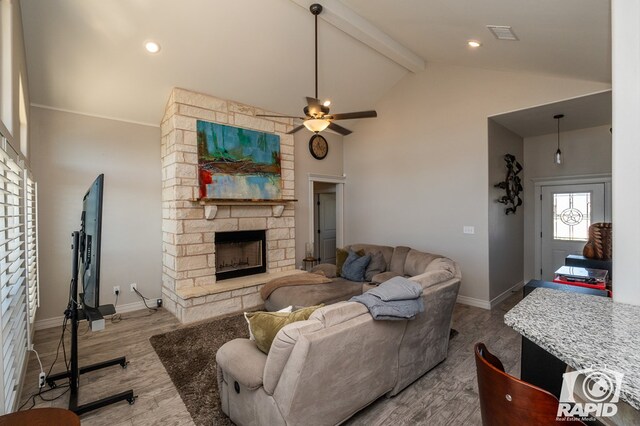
[1,0,638,425]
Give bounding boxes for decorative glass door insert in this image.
[552,192,591,241]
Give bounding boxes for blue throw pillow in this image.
[341,250,372,282]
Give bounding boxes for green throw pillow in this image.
[245,305,323,354]
[336,248,365,277]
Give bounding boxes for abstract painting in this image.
[197,120,281,200]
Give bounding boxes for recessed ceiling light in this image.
[144,41,161,54]
[323,100,331,107]
[467,40,482,48]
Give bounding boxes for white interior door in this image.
[540,184,606,280]
[317,193,337,264]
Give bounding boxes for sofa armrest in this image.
[216,338,267,390]
[409,270,455,290]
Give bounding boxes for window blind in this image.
[25,174,38,329]
[0,137,28,414]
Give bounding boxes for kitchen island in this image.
[504,287,640,413]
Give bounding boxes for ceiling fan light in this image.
[304,118,330,133]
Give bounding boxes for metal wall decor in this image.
[495,154,523,215]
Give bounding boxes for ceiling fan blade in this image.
[328,122,352,136]
[256,114,305,120]
[286,125,306,135]
[329,110,378,120]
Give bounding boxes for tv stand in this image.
[47,231,136,415]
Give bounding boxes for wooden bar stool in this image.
[474,342,585,425]
[0,407,80,426]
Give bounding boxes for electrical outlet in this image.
[463,226,475,234]
[39,372,46,388]
[113,286,120,295]
[130,283,137,292]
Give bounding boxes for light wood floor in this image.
[19,292,522,425]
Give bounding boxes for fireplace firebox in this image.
[215,230,267,281]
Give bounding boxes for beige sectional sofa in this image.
[216,244,461,425]
[264,243,460,312]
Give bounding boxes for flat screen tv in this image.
[80,174,104,310]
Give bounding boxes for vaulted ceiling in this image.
[20,0,611,126]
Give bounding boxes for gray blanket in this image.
[368,276,423,301]
[350,277,424,320]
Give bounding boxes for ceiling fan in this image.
[257,3,377,136]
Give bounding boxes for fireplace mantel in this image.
[196,198,297,205]
[200,200,296,220]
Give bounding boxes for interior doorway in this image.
[308,174,344,265]
[314,187,337,264]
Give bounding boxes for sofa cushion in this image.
[310,263,337,278]
[336,248,364,276]
[245,305,322,354]
[404,249,441,277]
[389,246,411,274]
[264,279,363,312]
[341,250,371,282]
[215,338,267,390]
[347,244,394,268]
[371,271,402,284]
[364,251,387,282]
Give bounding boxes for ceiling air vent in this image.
[486,25,519,41]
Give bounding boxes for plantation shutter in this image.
[0,138,28,414]
[24,174,38,328]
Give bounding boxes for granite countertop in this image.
[504,287,640,410]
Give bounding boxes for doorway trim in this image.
[533,173,611,279]
[308,173,345,256]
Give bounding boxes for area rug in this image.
[150,313,459,426]
[150,313,248,426]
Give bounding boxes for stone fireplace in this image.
[160,88,299,323]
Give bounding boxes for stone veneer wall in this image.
[160,88,297,323]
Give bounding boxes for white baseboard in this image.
[456,280,523,311]
[34,301,148,331]
[456,295,491,310]
[490,280,524,309]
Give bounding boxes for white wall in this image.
[612,0,640,306]
[344,62,609,305]
[0,0,30,160]
[488,120,523,301]
[30,107,162,322]
[294,131,343,266]
[522,125,612,281]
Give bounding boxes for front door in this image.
[316,193,337,264]
[540,184,606,281]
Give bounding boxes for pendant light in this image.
[554,114,564,165]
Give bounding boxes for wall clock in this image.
[309,134,328,160]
